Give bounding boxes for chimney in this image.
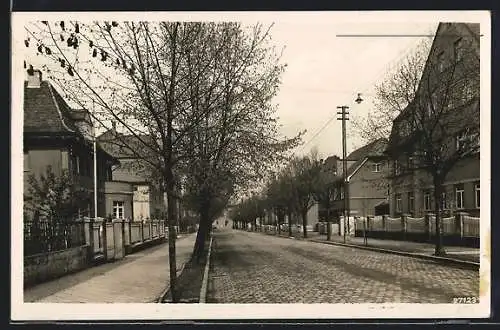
[27,69,42,88]
[112,121,117,131]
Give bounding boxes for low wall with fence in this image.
[24,218,168,287]
[350,212,479,247]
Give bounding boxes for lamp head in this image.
[355,93,363,104]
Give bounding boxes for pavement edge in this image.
[199,234,214,304]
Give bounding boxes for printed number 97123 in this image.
[452,296,479,304]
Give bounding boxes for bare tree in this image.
[385,23,480,255]
[23,21,301,301]
[313,160,339,241]
[286,150,323,238]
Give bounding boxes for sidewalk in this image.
[24,233,197,303]
[260,230,480,265]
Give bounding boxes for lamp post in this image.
[92,100,98,220]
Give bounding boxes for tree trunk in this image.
[433,178,446,256]
[326,209,332,241]
[277,214,281,235]
[287,209,293,237]
[165,175,179,303]
[192,208,210,262]
[301,210,308,238]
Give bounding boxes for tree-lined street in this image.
[207,229,479,304]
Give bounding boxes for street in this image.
[207,229,479,304]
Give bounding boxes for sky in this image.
[268,21,438,159]
[17,12,483,160]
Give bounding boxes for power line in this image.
[295,35,431,154]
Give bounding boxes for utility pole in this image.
[337,105,350,244]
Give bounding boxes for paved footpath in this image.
[263,230,479,263]
[24,233,197,303]
[207,230,479,304]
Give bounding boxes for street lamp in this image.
[337,93,363,244]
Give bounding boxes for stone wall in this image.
[24,245,91,288]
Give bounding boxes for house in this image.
[97,128,167,221]
[23,70,128,219]
[325,138,390,223]
[385,23,480,218]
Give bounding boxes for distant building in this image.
[386,23,480,217]
[97,128,167,221]
[23,70,124,218]
[325,138,390,223]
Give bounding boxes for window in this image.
[394,160,401,175]
[441,192,448,210]
[437,51,445,72]
[455,185,465,209]
[407,156,414,169]
[73,155,80,174]
[24,151,30,172]
[454,38,464,61]
[372,163,381,173]
[408,192,415,213]
[395,194,402,213]
[113,201,125,219]
[424,191,431,210]
[475,183,480,208]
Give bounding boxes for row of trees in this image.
[229,150,341,241]
[231,23,480,257]
[23,21,303,302]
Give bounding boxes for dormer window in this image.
[372,162,382,173]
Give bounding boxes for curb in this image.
[308,239,479,270]
[252,231,479,270]
[199,235,214,304]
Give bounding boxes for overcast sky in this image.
[16,11,488,160]
[269,21,439,159]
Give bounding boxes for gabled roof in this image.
[24,81,80,134]
[347,138,388,179]
[24,79,119,164]
[347,138,388,161]
[97,129,156,159]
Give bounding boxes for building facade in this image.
[23,70,124,219]
[327,138,390,222]
[386,22,480,218]
[97,129,167,221]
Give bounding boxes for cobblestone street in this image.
[207,229,479,304]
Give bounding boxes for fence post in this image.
[101,220,108,260]
[141,220,145,242]
[401,214,409,239]
[426,213,434,242]
[149,221,153,240]
[456,211,467,239]
[85,217,94,259]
